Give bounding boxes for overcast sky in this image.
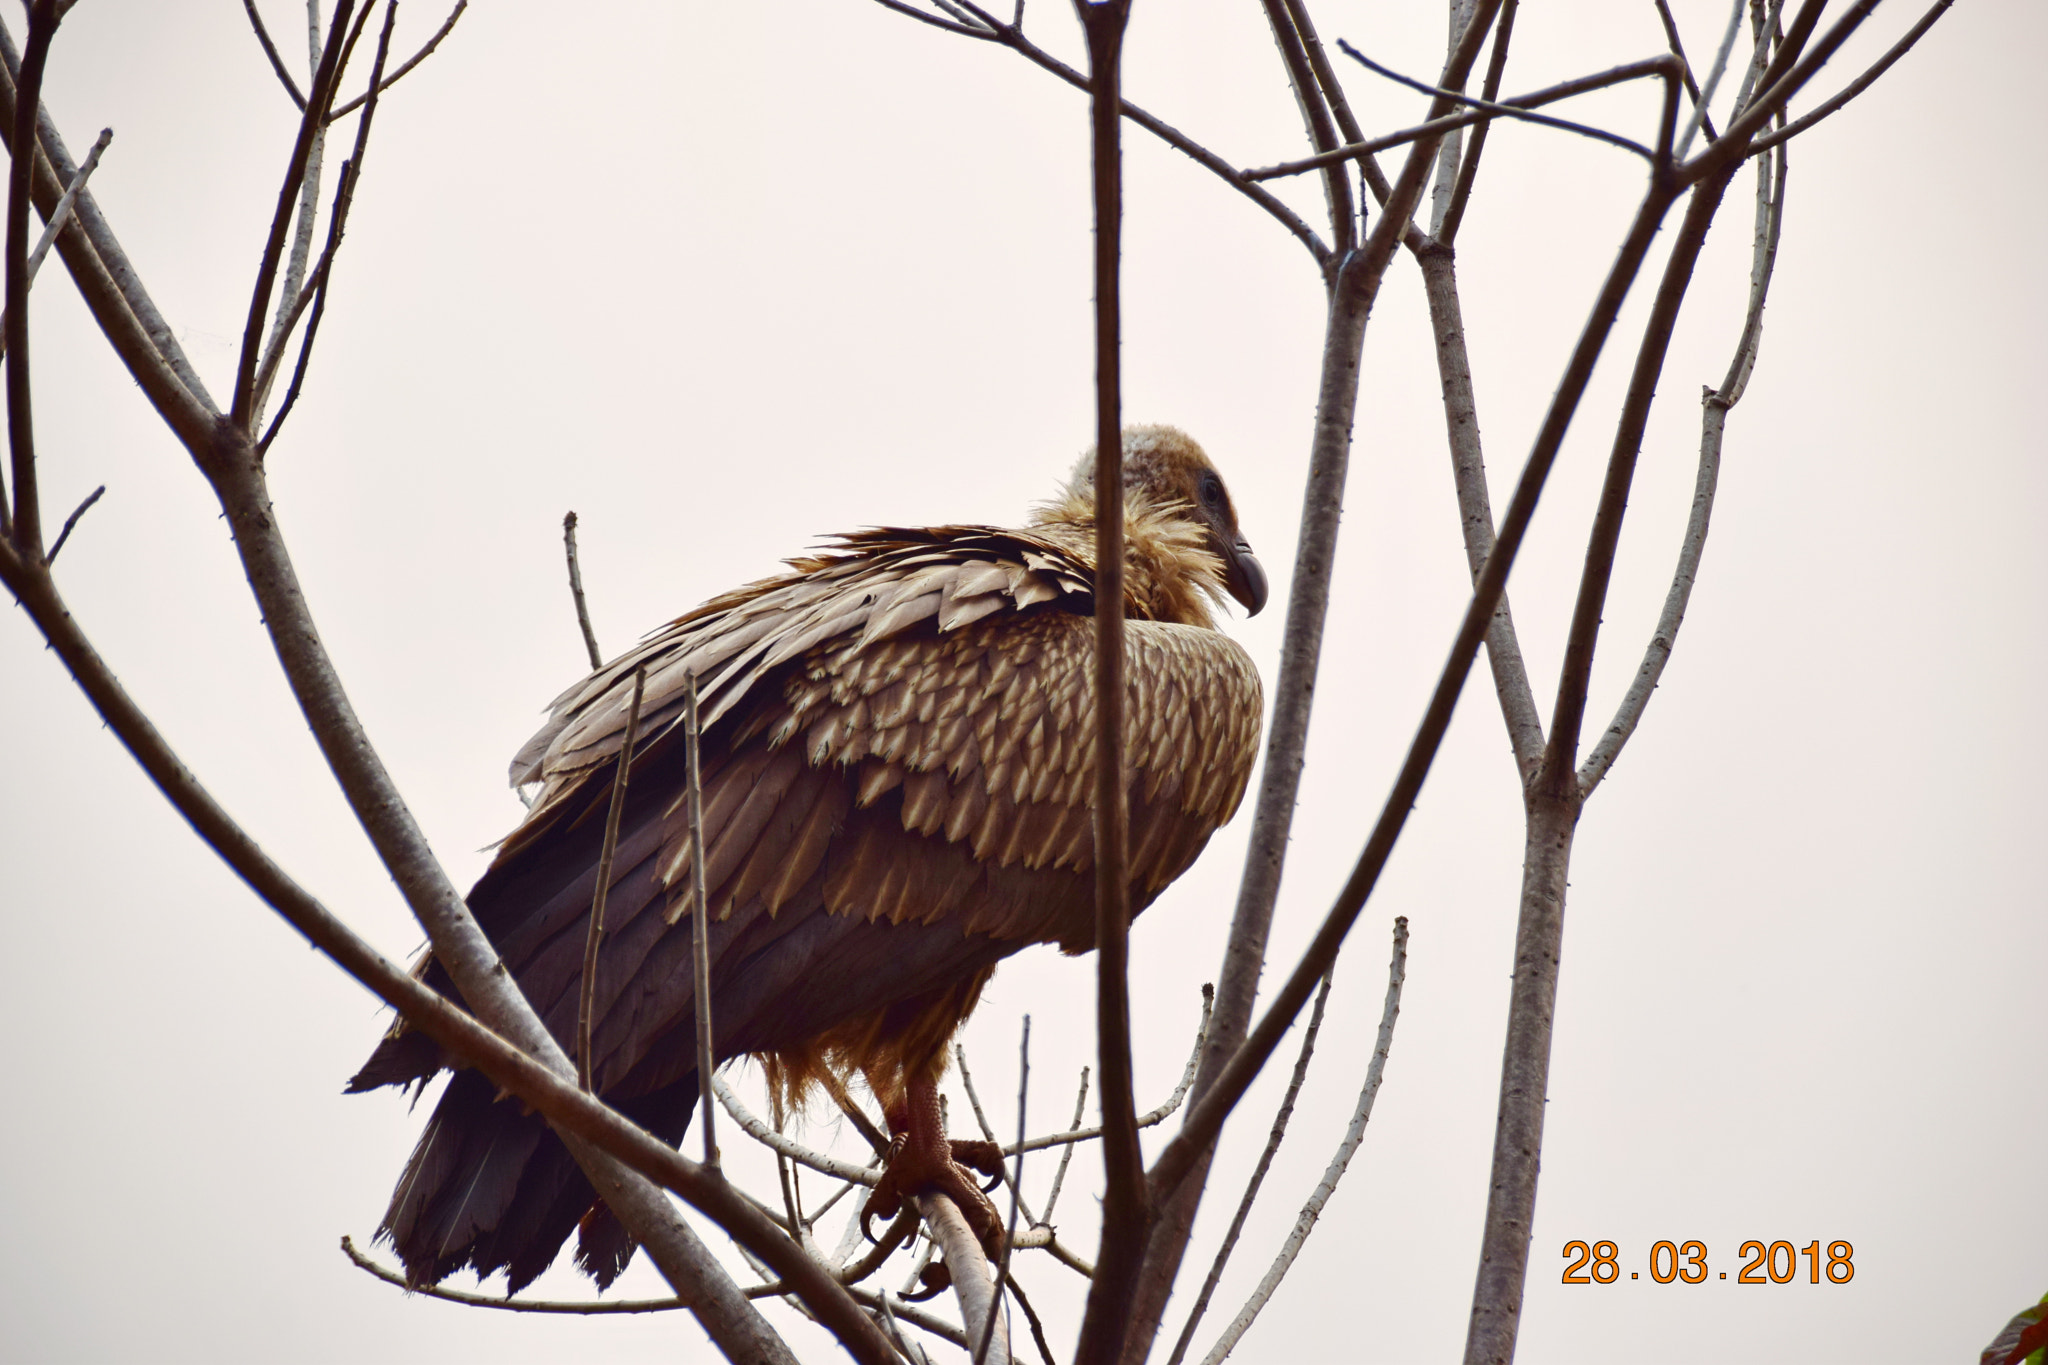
[1,2,2040,1362]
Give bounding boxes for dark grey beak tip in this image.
[1228,542,1268,617]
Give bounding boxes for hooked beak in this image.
[1222,538,1268,616]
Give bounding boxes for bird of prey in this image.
[349,425,1268,1292]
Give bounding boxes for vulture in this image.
[350,425,1268,1293]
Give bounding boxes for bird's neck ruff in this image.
[1027,487,1228,628]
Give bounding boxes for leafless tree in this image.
[0,0,1951,1361]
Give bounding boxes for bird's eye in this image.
[1199,474,1223,507]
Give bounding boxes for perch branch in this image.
[974,1017,1031,1365]
[920,1191,1010,1365]
[713,1075,883,1186]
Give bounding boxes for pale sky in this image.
[1,2,2040,1363]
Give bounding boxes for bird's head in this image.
[1042,424,1269,620]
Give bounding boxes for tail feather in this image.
[373,1066,700,1293]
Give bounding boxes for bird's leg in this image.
[861,1074,1006,1257]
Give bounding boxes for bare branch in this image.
[869,0,998,40]
[4,0,59,556]
[1129,7,1504,1354]
[1436,0,1516,245]
[685,669,718,1166]
[0,21,219,448]
[1673,0,1745,160]
[231,0,362,427]
[1073,4,1144,1357]
[1652,0,1719,143]
[256,3,401,443]
[1337,40,1660,163]
[1198,919,1405,1364]
[0,555,884,1361]
[919,1192,1010,1365]
[1164,972,1333,1365]
[242,0,307,109]
[1748,0,1953,155]
[1040,1067,1088,1222]
[1580,133,1787,797]
[921,0,1331,267]
[1007,1274,1059,1365]
[42,480,99,564]
[1540,161,1745,796]
[0,123,108,368]
[578,666,644,1091]
[1419,244,1544,782]
[1245,55,1669,183]
[1255,0,1356,254]
[1150,157,1689,1215]
[328,1,468,120]
[975,1017,1031,1365]
[561,511,604,669]
[1686,0,1882,175]
[714,1074,883,1186]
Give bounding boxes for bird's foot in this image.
[860,1084,1007,1258]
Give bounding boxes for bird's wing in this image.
[379,526,1259,1097]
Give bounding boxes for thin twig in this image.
[0,123,107,366]
[1164,972,1333,1365]
[42,481,99,564]
[1008,1274,1059,1365]
[820,1068,893,1156]
[1684,0,1881,176]
[562,511,604,669]
[3,0,58,556]
[243,0,307,109]
[1255,0,1355,256]
[685,669,717,1166]
[1580,129,1787,797]
[1748,0,1952,154]
[1246,55,1669,183]
[1419,243,1545,782]
[578,667,644,1092]
[713,1075,883,1186]
[252,0,337,431]
[1674,0,1745,160]
[1652,0,1719,142]
[1436,0,1515,245]
[1197,920,1407,1365]
[256,1,398,451]
[1040,1067,1088,1222]
[0,21,219,449]
[975,1017,1031,1365]
[1337,41,1659,163]
[230,0,358,427]
[328,0,467,120]
[920,0,1331,267]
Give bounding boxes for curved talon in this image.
[980,1170,1004,1194]
[904,1259,952,1302]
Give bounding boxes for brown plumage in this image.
[350,424,1267,1292]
